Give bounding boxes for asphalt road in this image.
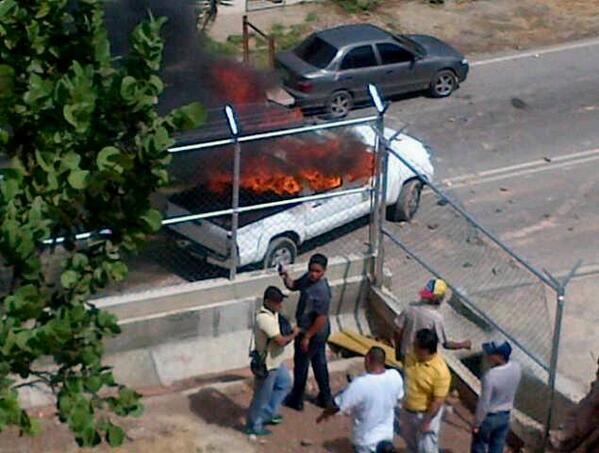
[381,38,599,392]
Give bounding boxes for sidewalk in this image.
[0,358,485,453]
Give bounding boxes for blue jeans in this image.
[246,364,292,431]
[471,411,511,453]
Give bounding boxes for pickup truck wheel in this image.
[263,237,297,269]
[390,179,423,222]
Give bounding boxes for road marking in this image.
[471,37,599,66]
[442,147,599,188]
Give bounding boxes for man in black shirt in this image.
[280,253,333,411]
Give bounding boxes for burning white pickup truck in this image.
[166,125,434,269]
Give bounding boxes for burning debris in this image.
[195,131,374,197]
[210,60,304,133]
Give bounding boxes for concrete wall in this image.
[19,254,374,408]
[99,254,374,389]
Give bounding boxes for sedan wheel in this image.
[327,91,353,119]
[430,70,457,98]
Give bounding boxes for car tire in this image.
[327,90,353,119]
[389,179,423,222]
[263,237,297,269]
[429,70,458,98]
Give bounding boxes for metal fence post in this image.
[225,105,241,280]
[242,15,250,65]
[268,36,276,69]
[367,84,387,287]
[229,141,241,281]
[374,113,388,287]
[545,286,565,444]
[368,114,382,260]
[544,260,580,446]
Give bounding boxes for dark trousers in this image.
[287,335,332,404]
[471,411,511,453]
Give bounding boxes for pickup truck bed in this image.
[168,187,302,229]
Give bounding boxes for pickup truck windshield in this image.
[294,36,338,69]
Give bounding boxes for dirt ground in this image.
[213,0,599,56]
[0,360,487,453]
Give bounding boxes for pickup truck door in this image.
[304,188,371,239]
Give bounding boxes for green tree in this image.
[0,0,204,446]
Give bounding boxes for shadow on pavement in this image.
[322,437,357,452]
[188,387,247,431]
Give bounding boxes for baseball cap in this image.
[482,340,512,361]
[419,278,448,300]
[263,286,287,303]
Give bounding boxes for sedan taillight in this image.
[297,80,313,92]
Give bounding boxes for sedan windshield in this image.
[294,36,338,69]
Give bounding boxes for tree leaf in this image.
[62,152,81,170]
[168,102,206,130]
[67,169,89,189]
[96,146,122,172]
[140,208,162,233]
[0,64,15,99]
[84,376,102,393]
[61,270,79,289]
[106,423,125,447]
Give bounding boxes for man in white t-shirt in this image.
[317,347,404,453]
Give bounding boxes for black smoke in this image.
[102,0,275,114]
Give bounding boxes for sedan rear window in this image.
[294,36,338,69]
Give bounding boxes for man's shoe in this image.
[283,397,304,412]
[265,415,283,425]
[244,427,272,437]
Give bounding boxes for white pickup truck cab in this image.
[166,125,434,269]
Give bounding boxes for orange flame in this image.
[198,133,374,197]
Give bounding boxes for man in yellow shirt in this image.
[245,286,300,436]
[401,328,451,453]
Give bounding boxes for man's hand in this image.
[300,335,310,353]
[472,426,480,435]
[317,406,338,424]
[463,340,472,350]
[292,326,301,337]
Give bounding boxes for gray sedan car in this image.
[275,24,469,118]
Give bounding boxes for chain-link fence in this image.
[375,129,569,433]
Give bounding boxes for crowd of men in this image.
[245,253,526,452]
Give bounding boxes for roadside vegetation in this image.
[203,13,318,67]
[0,0,204,447]
[331,0,380,14]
